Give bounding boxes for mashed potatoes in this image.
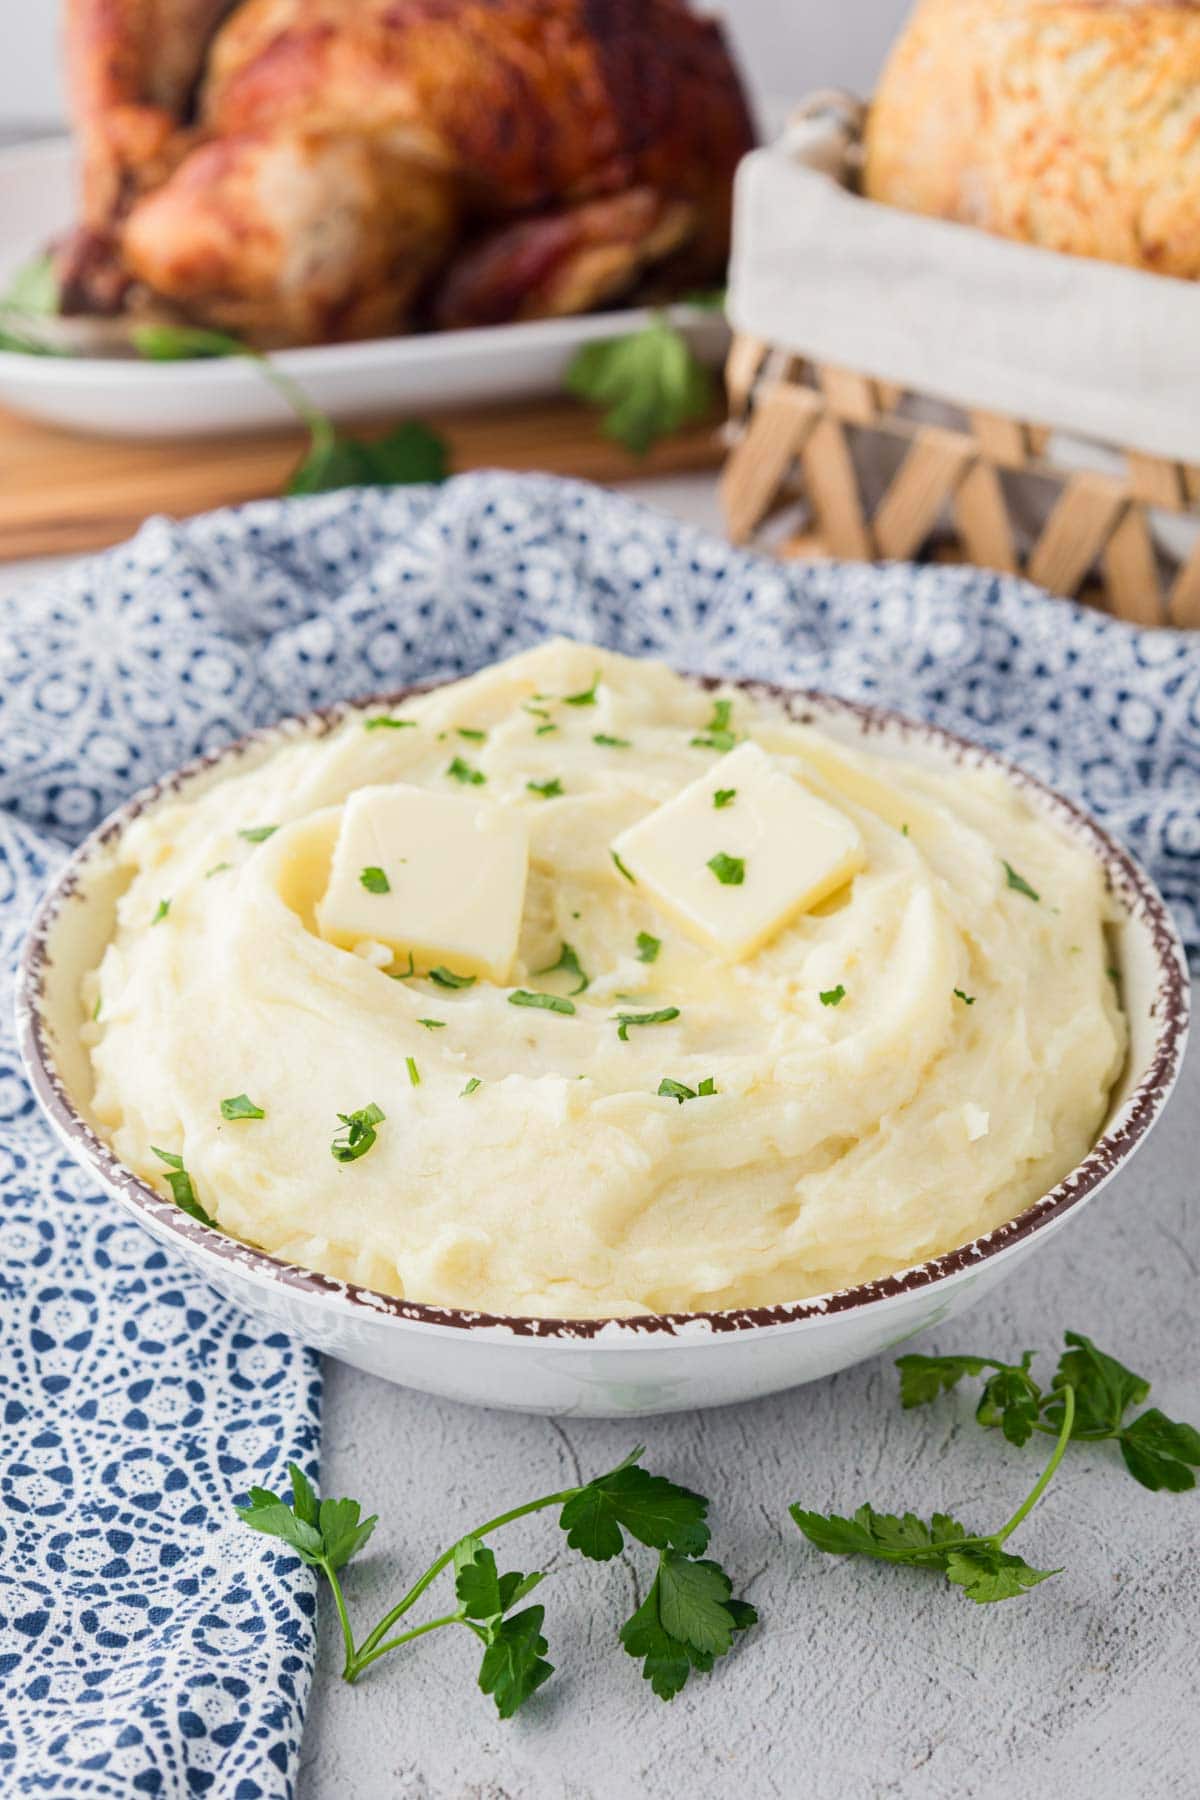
[83,640,1125,1318]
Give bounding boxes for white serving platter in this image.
[0,139,729,440]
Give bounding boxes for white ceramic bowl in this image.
[16,680,1190,1417]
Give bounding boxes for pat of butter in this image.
[611,741,865,961]
[316,783,529,983]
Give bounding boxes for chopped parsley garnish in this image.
[417,1017,445,1030]
[152,898,171,924]
[448,757,486,786]
[393,951,416,979]
[713,788,736,809]
[360,866,390,894]
[406,1056,421,1088]
[563,673,600,707]
[91,995,101,1022]
[527,778,564,799]
[954,988,976,1006]
[636,932,661,964]
[205,862,231,878]
[150,1145,212,1223]
[457,728,487,742]
[220,1093,265,1120]
[523,702,551,720]
[535,723,558,736]
[615,1007,681,1042]
[428,966,476,989]
[238,824,278,843]
[691,698,737,753]
[611,849,637,885]
[1002,860,1040,902]
[535,941,589,995]
[460,1077,482,1097]
[331,1102,385,1163]
[657,1076,716,1104]
[508,990,576,1016]
[365,715,417,731]
[819,985,846,1008]
[707,852,745,887]
[594,733,631,748]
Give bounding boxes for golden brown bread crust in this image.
[864,0,1200,279]
[59,0,754,343]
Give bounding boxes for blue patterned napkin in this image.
[2,473,1197,1797]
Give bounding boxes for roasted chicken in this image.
[59,0,754,345]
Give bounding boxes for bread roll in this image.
[864,0,1200,278]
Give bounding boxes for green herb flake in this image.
[707,852,745,887]
[406,1056,421,1088]
[954,988,976,1006]
[447,757,486,786]
[428,966,476,989]
[150,1145,212,1224]
[417,1017,445,1030]
[563,673,600,707]
[205,862,232,878]
[611,849,637,885]
[238,825,278,844]
[691,697,737,753]
[152,898,171,924]
[535,942,589,995]
[819,985,846,1008]
[331,1102,385,1164]
[527,778,564,799]
[657,1077,717,1105]
[220,1093,265,1121]
[636,932,661,964]
[460,1077,482,1098]
[91,995,102,1023]
[359,866,390,894]
[508,990,576,1017]
[535,723,558,736]
[616,1007,680,1042]
[713,788,736,809]
[1002,860,1040,902]
[455,728,485,744]
[364,715,418,732]
[594,733,631,748]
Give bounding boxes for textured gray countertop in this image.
[301,991,1197,1800]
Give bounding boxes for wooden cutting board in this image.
[0,396,725,562]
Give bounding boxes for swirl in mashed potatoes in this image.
[83,641,1125,1318]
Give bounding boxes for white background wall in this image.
[0,2,911,131]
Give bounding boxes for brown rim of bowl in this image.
[16,675,1191,1344]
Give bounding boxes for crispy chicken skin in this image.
[59,0,754,344]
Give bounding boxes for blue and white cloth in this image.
[1,473,1198,1798]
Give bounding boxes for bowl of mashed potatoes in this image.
[17,640,1189,1416]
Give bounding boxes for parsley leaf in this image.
[152,898,171,924]
[477,1605,555,1719]
[331,1102,385,1163]
[713,788,736,809]
[620,1552,756,1700]
[428,966,476,988]
[220,1093,265,1121]
[534,941,589,995]
[594,733,631,748]
[559,1456,710,1561]
[527,778,564,799]
[1117,1409,1200,1492]
[364,715,417,732]
[1046,1330,1149,1436]
[418,1018,445,1030]
[954,988,976,1005]
[447,756,485,786]
[819,985,846,1008]
[636,932,661,964]
[457,727,486,742]
[236,1462,377,1573]
[150,1145,213,1224]
[239,824,278,843]
[707,852,745,887]
[566,315,713,453]
[360,866,390,894]
[563,674,600,707]
[508,990,576,1016]
[611,849,637,885]
[1002,860,1040,902]
[615,1007,680,1041]
[657,1077,717,1104]
[460,1077,482,1097]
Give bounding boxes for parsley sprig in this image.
[565,315,714,454]
[897,1331,1200,1490]
[791,1387,1074,1605]
[236,1448,755,1712]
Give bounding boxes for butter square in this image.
[611,742,865,960]
[317,783,529,983]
